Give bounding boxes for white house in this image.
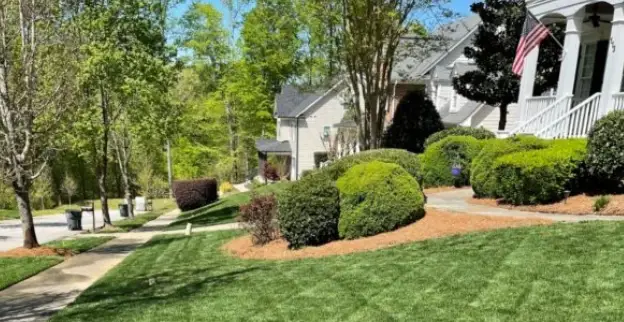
[511,0,624,138]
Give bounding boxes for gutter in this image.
[295,115,300,180]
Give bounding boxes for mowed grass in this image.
[0,237,114,291]
[52,221,624,321]
[0,198,174,221]
[168,182,290,229]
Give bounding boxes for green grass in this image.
[168,182,290,229]
[0,237,114,291]
[0,198,174,221]
[100,199,177,233]
[52,221,624,321]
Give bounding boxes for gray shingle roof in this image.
[393,15,481,82]
[442,101,482,125]
[274,85,326,118]
[255,139,292,153]
[453,62,478,76]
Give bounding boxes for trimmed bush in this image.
[319,149,421,182]
[277,173,341,249]
[471,136,549,198]
[493,139,587,205]
[425,126,495,148]
[219,181,234,194]
[421,136,485,188]
[173,178,218,211]
[586,110,624,189]
[336,161,425,239]
[238,194,278,245]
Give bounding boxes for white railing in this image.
[511,95,573,135]
[612,93,624,111]
[536,93,602,139]
[524,96,556,121]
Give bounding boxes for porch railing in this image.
[612,93,624,111]
[536,93,601,139]
[511,95,573,135]
[523,96,557,121]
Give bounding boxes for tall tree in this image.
[0,0,77,248]
[452,0,563,130]
[306,0,452,150]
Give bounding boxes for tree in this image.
[61,174,78,205]
[0,0,77,248]
[382,90,444,153]
[452,0,563,130]
[306,0,452,150]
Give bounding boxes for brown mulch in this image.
[467,194,624,216]
[0,246,75,258]
[223,209,552,261]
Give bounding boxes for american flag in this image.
[512,11,550,75]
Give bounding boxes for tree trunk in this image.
[99,88,112,226]
[13,183,39,249]
[122,172,134,217]
[69,195,72,205]
[498,103,509,131]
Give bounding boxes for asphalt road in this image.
[0,210,125,251]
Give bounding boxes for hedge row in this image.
[173,178,218,211]
[421,136,485,188]
[424,126,495,148]
[317,149,421,182]
[493,139,587,205]
[471,136,550,198]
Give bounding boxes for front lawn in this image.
[168,182,290,229]
[0,237,114,291]
[53,221,624,321]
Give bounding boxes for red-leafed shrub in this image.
[262,163,280,181]
[238,194,278,245]
[172,178,218,211]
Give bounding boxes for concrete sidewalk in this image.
[427,188,624,222]
[0,209,243,322]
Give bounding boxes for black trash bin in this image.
[119,203,129,218]
[65,210,82,231]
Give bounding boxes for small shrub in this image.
[586,110,624,190]
[471,136,549,198]
[318,149,421,182]
[425,126,495,148]
[336,161,425,239]
[382,90,444,153]
[219,181,234,194]
[593,195,610,212]
[277,173,341,249]
[262,162,280,181]
[238,194,278,245]
[172,178,218,211]
[493,139,587,205]
[421,136,485,188]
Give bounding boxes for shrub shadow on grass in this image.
[169,205,240,229]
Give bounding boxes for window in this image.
[450,90,459,113]
[323,126,330,139]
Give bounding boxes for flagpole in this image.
[527,9,565,50]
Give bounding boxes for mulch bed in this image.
[0,246,75,258]
[467,194,624,216]
[223,209,552,260]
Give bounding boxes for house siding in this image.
[469,103,520,132]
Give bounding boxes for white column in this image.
[600,3,624,115]
[556,15,583,100]
[518,45,540,122]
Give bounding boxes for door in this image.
[575,42,598,103]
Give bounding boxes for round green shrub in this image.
[336,161,425,239]
[421,136,485,188]
[586,110,624,188]
[277,172,341,249]
[471,136,549,198]
[493,139,587,205]
[425,126,495,148]
[319,149,421,182]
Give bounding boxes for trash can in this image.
[119,203,129,218]
[65,210,82,231]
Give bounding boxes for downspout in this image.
[295,116,300,180]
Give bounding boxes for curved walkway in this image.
[427,188,624,222]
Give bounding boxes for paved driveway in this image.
[0,210,125,251]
